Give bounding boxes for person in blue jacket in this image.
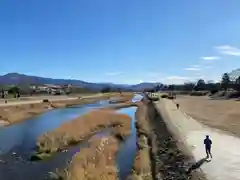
[204,135,212,158]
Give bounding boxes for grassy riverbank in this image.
[127,99,152,180]
[36,103,135,155]
[0,92,133,126]
[54,135,120,180]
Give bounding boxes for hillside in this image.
[0,73,161,91]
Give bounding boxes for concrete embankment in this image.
[147,99,206,180]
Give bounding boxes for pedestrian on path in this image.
[176,103,179,109]
[204,135,212,159]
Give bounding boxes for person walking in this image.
[204,135,212,159]
[176,103,179,109]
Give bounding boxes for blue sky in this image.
[0,0,240,84]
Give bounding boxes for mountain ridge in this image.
[0,73,162,91]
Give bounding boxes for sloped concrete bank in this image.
[147,100,207,180]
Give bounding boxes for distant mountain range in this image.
[0,73,162,91]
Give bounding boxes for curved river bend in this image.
[0,94,142,180]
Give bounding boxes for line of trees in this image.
[147,73,240,93]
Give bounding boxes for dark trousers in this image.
[205,146,212,158]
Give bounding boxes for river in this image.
[0,94,142,180]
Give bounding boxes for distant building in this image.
[29,84,65,94]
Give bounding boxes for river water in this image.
[0,100,109,155]
[117,107,137,180]
[0,94,142,180]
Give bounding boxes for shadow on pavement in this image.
[187,157,209,174]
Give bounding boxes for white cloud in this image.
[215,45,240,56]
[200,56,220,61]
[105,72,123,76]
[183,67,200,71]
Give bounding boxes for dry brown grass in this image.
[58,135,119,180]
[37,109,132,153]
[126,173,143,180]
[0,102,51,124]
[176,96,240,136]
[105,101,138,110]
[133,148,151,176]
[109,93,134,104]
[135,103,150,137]
[0,98,99,125]
[0,93,133,125]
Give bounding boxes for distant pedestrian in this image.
[176,103,179,109]
[204,135,212,159]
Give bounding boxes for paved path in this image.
[0,94,103,107]
[155,99,240,180]
[0,98,78,107]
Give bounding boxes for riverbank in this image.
[175,95,240,137]
[0,93,133,126]
[42,105,138,180]
[126,99,152,180]
[126,96,207,180]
